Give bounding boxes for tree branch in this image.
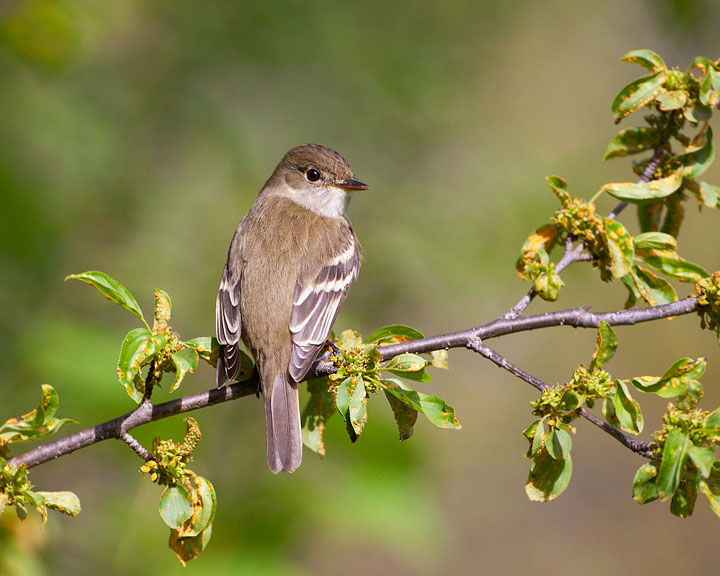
[467,339,655,459]
[9,378,259,469]
[7,296,699,469]
[379,297,699,359]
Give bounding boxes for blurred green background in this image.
[1,0,719,574]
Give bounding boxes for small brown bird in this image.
[216,144,367,473]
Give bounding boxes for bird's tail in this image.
[264,371,302,473]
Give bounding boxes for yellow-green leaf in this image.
[601,168,682,204]
[526,450,572,502]
[612,71,667,121]
[36,491,81,517]
[590,321,618,370]
[604,127,657,161]
[604,219,634,278]
[65,271,145,324]
[621,49,667,72]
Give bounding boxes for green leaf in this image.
[0,384,76,444]
[383,390,418,441]
[625,265,677,307]
[546,176,570,204]
[633,232,677,251]
[380,378,461,430]
[637,251,709,283]
[699,464,720,518]
[428,349,449,370]
[335,377,367,439]
[631,357,706,398]
[36,491,81,518]
[526,450,573,502]
[705,408,720,432]
[603,127,657,160]
[621,274,641,308]
[632,462,659,503]
[531,418,546,457]
[159,485,194,530]
[656,429,690,500]
[612,71,667,121]
[184,337,220,368]
[699,64,720,107]
[683,103,712,124]
[301,377,336,456]
[670,473,699,518]
[675,126,714,179]
[545,427,572,460]
[365,324,424,345]
[522,418,544,458]
[604,218,634,278]
[688,445,714,478]
[181,476,216,537]
[621,49,666,72]
[612,380,643,434]
[516,224,562,280]
[534,268,565,301]
[152,288,172,332]
[117,328,167,403]
[699,182,719,208]
[383,353,431,383]
[65,271,145,325]
[590,322,618,370]
[601,168,682,204]
[676,379,703,411]
[660,198,685,239]
[169,347,199,393]
[656,89,688,111]
[636,202,663,233]
[602,397,621,430]
[557,389,584,411]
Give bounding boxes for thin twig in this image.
[120,432,151,461]
[467,339,548,391]
[467,339,655,458]
[578,408,655,459]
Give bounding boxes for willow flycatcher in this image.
[216,144,367,473]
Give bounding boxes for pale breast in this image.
[237,196,353,367]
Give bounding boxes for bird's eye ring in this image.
[305,168,321,182]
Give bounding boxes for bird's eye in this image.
[305,168,321,182]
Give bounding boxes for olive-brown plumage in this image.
[216,144,367,473]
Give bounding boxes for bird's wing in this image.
[216,259,242,386]
[288,234,359,382]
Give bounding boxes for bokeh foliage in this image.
[2,1,720,576]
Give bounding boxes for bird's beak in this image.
[335,178,369,191]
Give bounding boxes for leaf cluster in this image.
[302,326,458,455]
[517,50,717,308]
[66,272,250,403]
[0,386,79,523]
[523,322,640,500]
[65,272,227,563]
[140,418,216,565]
[696,271,720,343]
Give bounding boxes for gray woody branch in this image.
[9,296,698,469]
